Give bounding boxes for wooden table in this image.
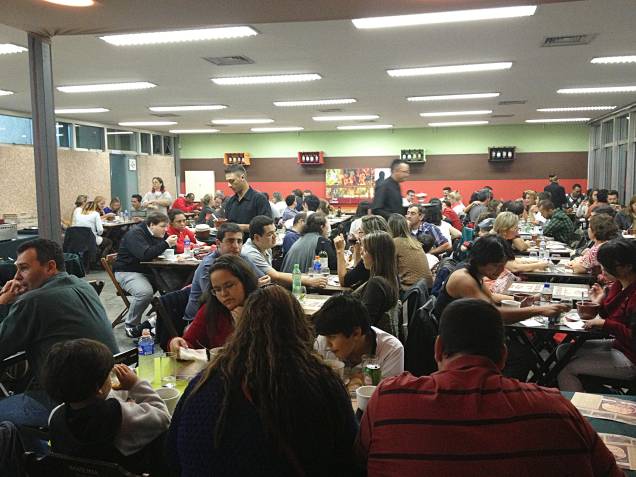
[310,274,351,295]
[140,256,200,292]
[301,294,330,316]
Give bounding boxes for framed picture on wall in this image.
[128,158,137,171]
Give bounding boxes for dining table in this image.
[517,257,593,284]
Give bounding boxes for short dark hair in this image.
[131,194,142,202]
[590,214,619,241]
[145,212,169,226]
[249,215,274,240]
[17,238,65,271]
[609,190,619,197]
[442,186,452,192]
[406,189,415,195]
[502,200,524,216]
[538,191,551,201]
[538,199,555,211]
[418,233,435,253]
[572,184,582,190]
[185,193,195,200]
[217,222,242,242]
[390,158,408,172]
[314,294,372,337]
[424,205,442,226]
[292,212,307,226]
[439,298,505,363]
[168,208,185,222]
[592,205,616,218]
[468,235,514,274]
[303,195,320,212]
[285,194,296,206]
[303,213,327,234]
[42,338,114,403]
[598,238,636,277]
[476,189,490,202]
[597,189,609,202]
[355,201,371,218]
[225,164,247,176]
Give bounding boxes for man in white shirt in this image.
[313,294,404,380]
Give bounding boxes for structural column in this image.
[28,33,61,242]
[173,136,182,194]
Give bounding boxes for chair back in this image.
[403,296,439,377]
[101,254,129,307]
[398,279,430,342]
[23,451,144,477]
[153,287,191,351]
[114,348,138,367]
[63,227,97,271]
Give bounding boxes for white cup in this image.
[324,358,345,379]
[356,385,377,412]
[156,387,180,415]
[501,299,521,308]
[163,249,175,260]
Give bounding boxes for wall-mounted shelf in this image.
[401,149,426,163]
[224,152,251,166]
[297,151,324,165]
[488,146,515,162]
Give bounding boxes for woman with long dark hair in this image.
[167,285,358,476]
[142,176,173,215]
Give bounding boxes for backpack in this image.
[431,257,459,297]
[404,295,439,377]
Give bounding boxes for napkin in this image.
[178,347,208,362]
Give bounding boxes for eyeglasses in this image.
[211,281,238,296]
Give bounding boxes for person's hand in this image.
[583,317,605,329]
[257,275,271,287]
[166,235,178,247]
[521,295,536,307]
[334,234,346,253]
[307,275,328,288]
[0,279,26,305]
[113,363,138,390]
[588,283,605,304]
[537,303,570,317]
[533,261,549,271]
[169,337,189,354]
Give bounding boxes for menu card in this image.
[553,286,588,300]
[599,434,636,470]
[507,282,543,293]
[572,392,636,426]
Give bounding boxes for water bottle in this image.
[292,264,302,297]
[319,250,328,271]
[312,256,321,273]
[124,209,129,221]
[183,237,191,257]
[137,329,155,383]
[539,238,547,260]
[540,282,553,305]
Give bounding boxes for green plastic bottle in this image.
[292,263,302,297]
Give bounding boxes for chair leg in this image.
[111,308,128,328]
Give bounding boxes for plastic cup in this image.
[160,352,176,388]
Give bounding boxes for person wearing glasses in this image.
[168,255,258,353]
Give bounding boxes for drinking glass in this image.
[529,251,538,260]
[160,352,177,388]
[299,286,307,303]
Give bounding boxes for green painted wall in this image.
[179,124,588,159]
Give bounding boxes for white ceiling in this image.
[0,0,635,135]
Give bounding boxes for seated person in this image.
[282,213,336,273]
[569,213,619,275]
[113,213,178,337]
[419,233,439,270]
[103,197,121,215]
[406,205,451,255]
[196,193,214,225]
[73,200,113,258]
[0,239,118,452]
[170,255,258,352]
[539,199,575,245]
[172,192,199,213]
[615,195,636,231]
[69,194,88,227]
[491,212,548,274]
[424,202,461,244]
[95,195,116,220]
[493,211,530,252]
[558,239,636,391]
[282,212,306,255]
[280,194,299,224]
[130,194,147,222]
[166,209,202,254]
[283,194,319,229]
[43,339,170,476]
[357,298,621,476]
[387,213,432,289]
[314,294,404,382]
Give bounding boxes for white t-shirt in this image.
[438,221,453,243]
[71,207,82,225]
[142,190,173,215]
[315,326,404,379]
[426,253,439,270]
[73,210,104,245]
[452,203,465,216]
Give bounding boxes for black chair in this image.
[579,375,636,395]
[152,287,191,351]
[113,348,138,367]
[63,227,97,273]
[23,451,145,477]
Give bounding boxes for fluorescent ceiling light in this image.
[408,92,500,102]
[273,98,356,107]
[591,56,636,64]
[558,86,636,94]
[55,107,109,114]
[211,74,321,85]
[337,124,393,130]
[44,0,94,6]
[353,5,536,29]
[118,121,177,126]
[100,26,258,46]
[57,82,156,93]
[0,43,27,55]
[169,129,220,134]
[148,105,226,112]
[107,131,134,135]
[420,110,492,117]
[212,118,274,125]
[388,62,512,77]
[251,127,304,132]
[526,118,590,123]
[313,115,379,122]
[536,106,616,112]
[0,89,14,96]
[428,121,489,127]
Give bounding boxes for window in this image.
[163,136,173,155]
[56,122,72,148]
[0,114,33,145]
[602,120,614,145]
[75,125,104,150]
[140,133,151,154]
[107,129,137,151]
[617,115,629,142]
[152,134,162,154]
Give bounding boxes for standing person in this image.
[223,164,272,236]
[172,193,199,213]
[387,214,432,289]
[544,174,567,209]
[73,200,113,257]
[357,298,621,477]
[113,213,178,337]
[167,285,358,477]
[142,177,173,215]
[371,159,410,220]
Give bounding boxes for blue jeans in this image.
[0,391,55,455]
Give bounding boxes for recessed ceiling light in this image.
[558,86,636,94]
[148,105,227,112]
[337,124,393,130]
[107,131,134,135]
[0,44,27,55]
[536,106,616,112]
[407,92,500,102]
[525,118,590,123]
[420,110,492,117]
[169,129,220,134]
[57,82,157,93]
[313,115,379,122]
[251,127,304,132]
[591,56,636,64]
[211,118,274,125]
[118,121,177,126]
[100,26,258,46]
[211,74,321,85]
[43,0,94,6]
[353,5,536,29]
[428,121,489,127]
[0,89,14,96]
[388,62,512,77]
[273,98,357,107]
[55,107,109,114]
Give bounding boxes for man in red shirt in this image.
[172,193,199,213]
[357,298,621,477]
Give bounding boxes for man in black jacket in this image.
[371,159,410,220]
[113,213,177,337]
[543,174,567,209]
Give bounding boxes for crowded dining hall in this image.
[1,0,636,475]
